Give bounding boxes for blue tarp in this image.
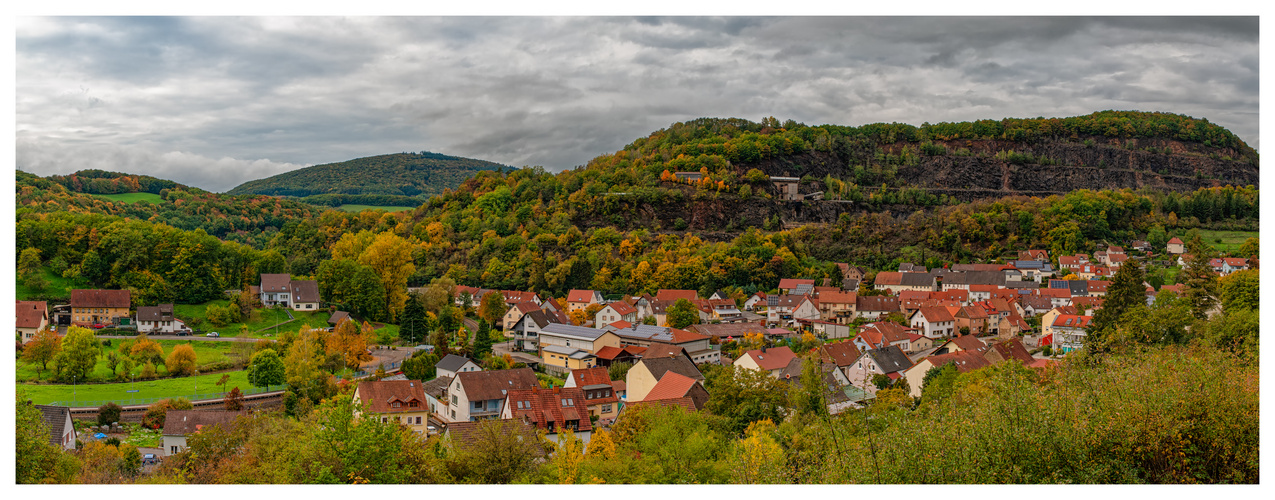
[94,432,107,439]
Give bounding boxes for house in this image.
[855,295,900,321]
[1052,314,1093,354]
[941,270,1007,291]
[804,318,853,339]
[949,305,989,336]
[778,278,817,295]
[502,386,593,447]
[1166,237,1185,254]
[70,289,131,327]
[441,368,539,422]
[641,371,710,410]
[734,345,798,378]
[1036,288,1073,308]
[422,376,452,417]
[655,289,699,302]
[771,176,801,201]
[932,334,987,356]
[257,274,321,311]
[1222,258,1250,275]
[1018,295,1055,317]
[1058,256,1084,274]
[136,304,186,334]
[902,350,991,398]
[815,290,858,324]
[908,333,934,353]
[1010,260,1056,282]
[1087,280,1111,297]
[765,294,820,327]
[818,340,863,380]
[162,410,245,456]
[844,346,915,396]
[500,291,542,308]
[1019,249,1050,262]
[563,367,621,423]
[674,171,703,182]
[873,272,938,293]
[592,345,645,367]
[566,289,603,314]
[16,300,49,342]
[1039,306,1077,337]
[502,301,540,331]
[982,338,1036,366]
[33,404,76,451]
[897,262,927,273]
[593,301,637,329]
[1106,253,1129,268]
[743,292,767,311]
[510,309,560,352]
[537,323,622,370]
[602,324,720,364]
[909,306,955,339]
[838,263,868,283]
[626,356,705,402]
[435,354,482,379]
[853,321,912,352]
[353,379,430,434]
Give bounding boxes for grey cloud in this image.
[16,16,1259,193]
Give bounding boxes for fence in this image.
[50,384,287,408]
[339,361,402,380]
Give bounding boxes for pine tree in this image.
[1182,235,1220,320]
[1089,260,1146,351]
[474,320,495,360]
[399,293,428,343]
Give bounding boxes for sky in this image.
[15,16,1260,192]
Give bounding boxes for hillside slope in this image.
[225,151,511,198]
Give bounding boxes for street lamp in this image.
[72,375,77,407]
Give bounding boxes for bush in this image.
[1041,345,1053,357]
[673,218,688,231]
[98,402,123,426]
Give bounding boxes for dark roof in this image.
[986,339,1035,365]
[70,289,131,308]
[540,323,613,341]
[819,341,862,368]
[328,311,351,326]
[259,274,291,293]
[34,405,72,446]
[517,309,553,329]
[856,295,900,312]
[638,356,705,382]
[135,304,175,322]
[943,271,1006,287]
[689,322,767,339]
[290,280,320,303]
[422,376,452,400]
[162,410,246,436]
[436,354,476,373]
[455,368,538,401]
[866,346,914,374]
[948,334,988,353]
[16,301,48,329]
[355,380,428,413]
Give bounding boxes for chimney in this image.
[761,345,767,353]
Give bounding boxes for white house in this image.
[162,410,244,456]
[136,304,186,334]
[843,346,915,397]
[909,306,956,339]
[594,301,638,329]
[441,368,539,422]
[435,354,482,379]
[34,404,77,451]
[765,295,820,327]
[1051,314,1093,354]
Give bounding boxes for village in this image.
[18,232,1254,463]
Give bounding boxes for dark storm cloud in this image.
[16,16,1258,192]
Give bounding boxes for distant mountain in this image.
[225,151,512,199]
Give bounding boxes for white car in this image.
[206,332,220,337]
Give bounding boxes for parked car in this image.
[91,323,106,329]
[207,332,220,337]
[416,344,436,353]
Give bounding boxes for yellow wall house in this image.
[353,380,431,434]
[537,323,620,370]
[70,289,131,326]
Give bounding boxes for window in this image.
[602,404,612,413]
[393,402,401,408]
[171,446,178,454]
[382,417,387,423]
[451,395,458,405]
[473,401,483,410]
[409,401,419,408]
[416,417,422,425]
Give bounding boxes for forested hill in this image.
[225,152,512,199]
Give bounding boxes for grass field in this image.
[15,369,262,406]
[1194,230,1258,255]
[336,204,415,213]
[95,192,164,204]
[15,265,83,300]
[17,339,257,383]
[172,301,336,338]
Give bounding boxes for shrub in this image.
[98,402,123,426]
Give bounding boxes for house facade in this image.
[353,380,431,434]
[16,300,49,341]
[258,274,321,311]
[34,404,76,451]
[442,368,539,422]
[70,289,131,326]
[162,410,245,456]
[136,304,186,334]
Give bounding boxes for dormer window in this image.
[409,401,419,408]
[392,402,401,409]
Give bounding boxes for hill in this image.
[225,151,512,199]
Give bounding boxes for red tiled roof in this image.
[1052,314,1093,329]
[456,368,539,401]
[918,306,954,323]
[740,346,797,371]
[16,301,47,329]
[502,290,539,304]
[567,289,597,304]
[1167,237,1183,244]
[643,371,699,402]
[819,340,862,368]
[606,301,636,316]
[356,380,428,413]
[70,289,130,308]
[925,350,991,373]
[669,328,708,344]
[655,289,698,301]
[874,272,903,285]
[607,320,632,330]
[778,278,816,289]
[505,387,593,434]
[898,290,930,301]
[511,301,539,315]
[568,366,613,387]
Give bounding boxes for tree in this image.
[18,247,43,288]
[473,320,495,359]
[729,419,787,484]
[1089,260,1146,352]
[55,326,100,381]
[449,419,547,483]
[98,402,123,426]
[665,298,700,329]
[16,394,80,484]
[919,362,959,407]
[1237,237,1258,259]
[401,350,439,381]
[789,357,828,417]
[478,291,507,327]
[247,348,286,392]
[129,334,165,365]
[1218,269,1259,313]
[1147,225,1168,250]
[142,398,193,429]
[1182,235,1220,319]
[224,387,244,411]
[165,344,198,376]
[704,365,787,435]
[22,328,61,377]
[286,328,332,405]
[399,293,429,343]
[608,362,633,382]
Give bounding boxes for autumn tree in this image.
[165,344,198,376]
[401,350,439,381]
[130,333,165,365]
[728,419,787,483]
[224,387,244,411]
[333,230,416,321]
[1182,235,1220,319]
[704,365,788,435]
[21,328,61,377]
[18,247,46,290]
[1218,269,1259,313]
[16,394,79,483]
[478,291,507,327]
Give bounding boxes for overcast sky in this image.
[15,16,1259,192]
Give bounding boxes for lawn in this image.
[15,265,85,300]
[15,369,266,406]
[172,301,336,338]
[1194,229,1258,255]
[94,192,164,204]
[17,339,256,383]
[336,204,415,213]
